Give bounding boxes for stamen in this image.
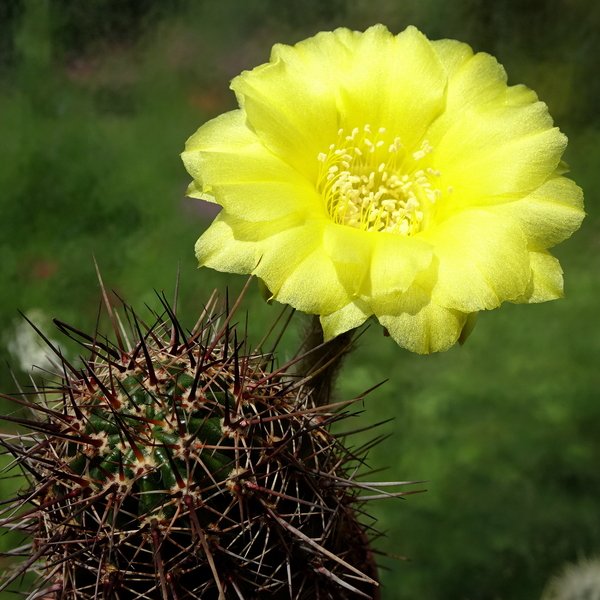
[316,127,445,235]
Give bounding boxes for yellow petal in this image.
[513,250,564,304]
[421,210,530,311]
[374,281,470,354]
[321,224,434,300]
[195,210,309,271]
[182,110,324,221]
[493,176,584,249]
[433,104,566,213]
[185,179,216,203]
[336,25,447,152]
[233,25,447,178]
[322,223,373,298]
[231,29,357,180]
[458,312,478,345]
[321,299,372,340]
[369,232,433,297]
[252,219,326,294]
[429,40,507,134]
[429,38,473,80]
[195,213,259,274]
[505,83,539,106]
[264,239,355,315]
[322,223,372,268]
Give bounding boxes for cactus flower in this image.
[182,25,584,353]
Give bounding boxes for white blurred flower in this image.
[542,556,600,600]
[5,309,63,374]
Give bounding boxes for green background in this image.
[1,1,599,598]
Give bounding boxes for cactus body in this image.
[0,285,419,600]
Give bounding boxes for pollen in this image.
[316,127,444,235]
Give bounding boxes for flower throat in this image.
[317,125,447,235]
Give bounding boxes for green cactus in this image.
[0,279,420,600]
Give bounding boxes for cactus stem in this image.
[259,498,378,586]
[0,274,421,599]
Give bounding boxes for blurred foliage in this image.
[0,1,599,599]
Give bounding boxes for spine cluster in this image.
[0,281,420,600]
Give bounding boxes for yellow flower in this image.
[182,25,584,354]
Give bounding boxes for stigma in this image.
[316,125,444,235]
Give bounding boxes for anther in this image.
[316,125,445,236]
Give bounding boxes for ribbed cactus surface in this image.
[0,283,419,600]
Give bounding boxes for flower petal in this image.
[505,83,539,106]
[369,232,433,296]
[182,109,324,221]
[513,250,564,304]
[321,299,372,340]
[195,212,258,274]
[420,209,530,311]
[252,219,326,294]
[265,240,355,315]
[430,40,508,130]
[374,281,470,354]
[231,29,357,180]
[433,104,566,212]
[335,25,447,152]
[322,223,372,296]
[493,175,584,249]
[232,25,447,178]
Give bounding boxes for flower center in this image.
[316,125,448,235]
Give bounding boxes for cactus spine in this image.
[0,279,420,600]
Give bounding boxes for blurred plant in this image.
[4,308,64,373]
[542,556,600,600]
